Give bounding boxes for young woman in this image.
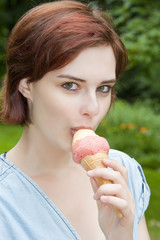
[0,1,150,239]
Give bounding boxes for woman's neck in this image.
[7,126,74,177]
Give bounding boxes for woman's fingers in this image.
[93,183,123,200]
[87,166,126,187]
[102,158,128,184]
[100,195,127,209]
[101,194,135,217]
[90,177,99,194]
[87,159,135,218]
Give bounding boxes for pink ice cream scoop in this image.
[72,135,109,164]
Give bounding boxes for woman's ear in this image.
[18,78,32,100]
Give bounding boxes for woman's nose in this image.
[80,93,99,118]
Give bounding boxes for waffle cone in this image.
[81,152,111,186]
[81,152,123,218]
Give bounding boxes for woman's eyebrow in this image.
[57,74,85,82]
[57,74,116,84]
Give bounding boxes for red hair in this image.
[0,0,128,125]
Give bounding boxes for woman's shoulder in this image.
[109,148,139,166]
[108,148,150,194]
[109,149,151,223]
[109,149,147,176]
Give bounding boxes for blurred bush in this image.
[111,1,160,105]
[98,0,160,105]
[0,0,33,83]
[96,100,160,169]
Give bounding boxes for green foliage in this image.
[0,0,52,83]
[107,0,160,103]
[86,0,160,104]
[96,100,160,169]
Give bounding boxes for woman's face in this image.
[28,45,116,151]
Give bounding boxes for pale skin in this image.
[7,46,150,240]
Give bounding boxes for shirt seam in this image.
[0,165,13,181]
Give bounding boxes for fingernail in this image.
[87,170,94,176]
[93,193,98,200]
[103,158,111,164]
[101,196,108,202]
[102,158,108,164]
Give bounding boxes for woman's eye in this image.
[97,85,111,93]
[62,82,79,91]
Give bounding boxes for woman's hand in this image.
[87,158,135,240]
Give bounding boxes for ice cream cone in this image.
[81,152,111,186]
[81,152,123,218]
[72,129,122,218]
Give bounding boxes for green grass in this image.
[0,123,23,153]
[144,169,160,239]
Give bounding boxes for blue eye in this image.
[62,82,79,91]
[97,85,111,93]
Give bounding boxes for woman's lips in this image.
[70,126,92,137]
[70,129,77,137]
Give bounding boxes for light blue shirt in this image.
[0,150,150,240]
